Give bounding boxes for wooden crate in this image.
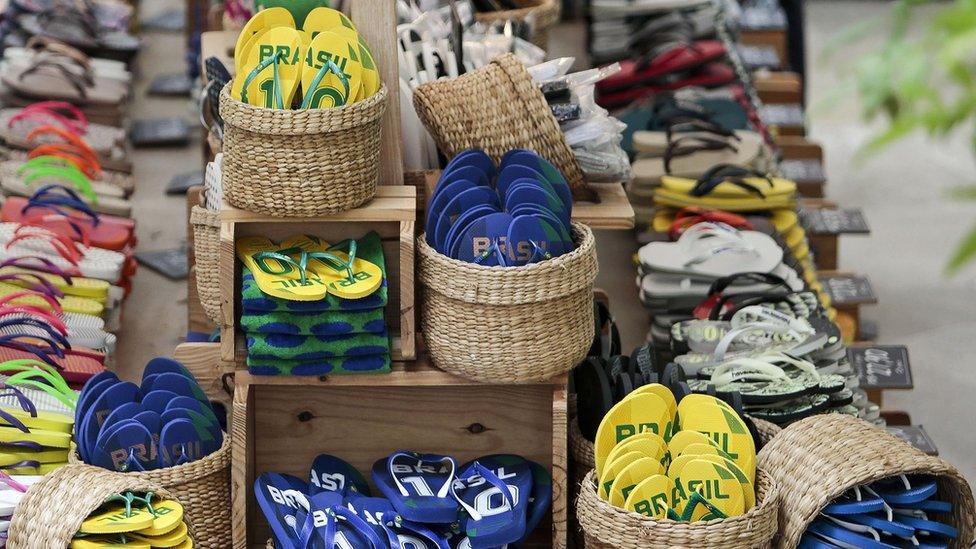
[754,71,803,104]
[218,186,417,363]
[777,135,826,198]
[741,29,788,68]
[231,358,569,549]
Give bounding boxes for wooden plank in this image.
[777,136,824,161]
[399,220,417,359]
[754,71,803,104]
[219,186,416,222]
[351,0,403,187]
[173,342,231,412]
[231,382,252,549]
[740,29,788,68]
[551,384,568,549]
[219,219,236,363]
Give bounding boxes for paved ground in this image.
[123,1,976,482]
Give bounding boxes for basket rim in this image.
[68,430,231,482]
[418,221,595,276]
[578,467,779,536]
[220,81,388,130]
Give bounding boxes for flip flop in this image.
[453,212,515,266]
[282,235,384,300]
[236,237,329,302]
[442,150,496,182]
[594,393,671,477]
[499,150,573,210]
[140,390,180,415]
[677,398,756,483]
[309,454,371,496]
[603,431,667,472]
[669,458,745,521]
[78,381,139,460]
[608,456,666,507]
[234,27,304,108]
[624,474,673,518]
[452,461,524,547]
[372,451,459,524]
[234,7,296,66]
[254,472,309,548]
[157,418,209,468]
[638,223,784,279]
[90,419,153,471]
[126,521,188,547]
[441,206,501,260]
[432,187,501,253]
[300,30,359,108]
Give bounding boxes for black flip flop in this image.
[574,357,614,441]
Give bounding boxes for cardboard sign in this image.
[887,425,938,456]
[848,345,913,390]
[801,208,870,235]
[821,275,877,306]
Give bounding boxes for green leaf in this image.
[946,184,976,200]
[946,222,976,273]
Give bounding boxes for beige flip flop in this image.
[1,55,128,108]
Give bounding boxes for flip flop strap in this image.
[711,321,804,362]
[669,207,752,238]
[9,106,86,136]
[666,118,738,141]
[17,101,88,131]
[19,164,98,203]
[241,51,285,109]
[24,38,93,77]
[389,452,455,498]
[19,59,90,100]
[253,250,310,286]
[0,385,37,418]
[730,305,813,334]
[680,491,729,522]
[300,58,350,109]
[664,135,738,175]
[8,227,83,265]
[0,471,28,492]
[0,291,62,312]
[0,316,70,349]
[710,360,789,384]
[473,239,508,266]
[706,271,790,297]
[691,164,772,198]
[27,125,97,158]
[0,272,63,298]
[451,462,515,522]
[28,145,102,180]
[0,257,73,284]
[24,193,101,226]
[0,306,69,334]
[0,331,66,357]
[22,213,92,247]
[36,8,99,41]
[322,507,385,549]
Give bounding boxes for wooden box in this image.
[218,186,417,364]
[231,360,568,548]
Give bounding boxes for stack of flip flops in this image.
[0,472,42,546]
[801,476,960,549]
[589,0,722,65]
[74,358,223,473]
[256,451,552,548]
[232,7,380,109]
[0,2,139,65]
[70,491,191,549]
[0,361,76,475]
[236,232,392,376]
[591,387,758,522]
[425,149,575,266]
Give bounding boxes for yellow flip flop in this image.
[597,451,644,501]
[671,459,745,521]
[236,237,328,301]
[666,430,718,459]
[676,400,756,485]
[234,7,297,70]
[71,537,150,549]
[770,209,800,234]
[303,7,357,36]
[0,406,73,433]
[4,462,64,474]
[79,505,154,535]
[691,454,755,510]
[624,474,674,519]
[328,26,380,98]
[608,457,665,507]
[604,431,667,472]
[283,235,383,300]
[0,424,71,448]
[0,281,103,316]
[128,521,188,547]
[622,384,677,440]
[660,174,796,199]
[235,27,305,108]
[135,499,185,536]
[0,267,109,301]
[594,393,670,478]
[301,30,363,108]
[653,188,796,212]
[0,448,67,465]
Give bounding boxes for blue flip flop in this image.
[452,461,523,548]
[141,390,181,415]
[505,183,570,229]
[500,150,572,211]
[140,374,161,395]
[443,150,496,182]
[95,401,144,457]
[131,410,162,445]
[893,514,958,539]
[454,212,515,265]
[309,454,371,496]
[432,187,500,253]
[345,496,401,547]
[799,533,844,548]
[372,451,459,524]
[440,165,490,191]
[518,460,552,545]
[508,200,572,235]
[460,454,538,546]
[823,487,887,515]
[807,519,900,549]
[895,499,952,514]
[441,205,498,258]
[165,396,223,441]
[159,407,222,457]
[147,373,213,413]
[826,512,915,538]
[142,357,193,379]
[872,477,938,505]
[393,520,452,549]
[292,490,343,549]
[254,472,310,548]
[495,165,547,198]
[313,501,387,549]
[75,372,119,459]
[506,215,573,266]
[91,419,154,472]
[79,381,140,462]
[157,418,208,467]
[426,179,477,244]
[502,176,570,223]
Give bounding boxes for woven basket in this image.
[412,53,595,202]
[219,83,388,217]
[190,198,221,324]
[475,0,561,49]
[758,414,976,549]
[68,432,232,548]
[417,222,598,383]
[7,464,194,548]
[568,416,781,548]
[577,466,778,548]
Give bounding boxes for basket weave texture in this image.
[412,53,595,202]
[474,0,561,48]
[190,202,221,324]
[68,432,232,548]
[758,414,976,549]
[7,464,193,548]
[417,222,598,383]
[219,83,387,217]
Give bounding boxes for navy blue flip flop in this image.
[807,519,900,549]
[309,454,371,497]
[147,373,213,414]
[872,477,938,505]
[823,488,886,515]
[372,451,459,524]
[159,407,222,457]
[452,461,525,547]
[143,357,193,379]
[454,212,515,265]
[255,472,309,548]
[141,390,181,415]
[165,396,223,441]
[506,215,573,266]
[441,205,497,258]
[460,454,539,546]
[500,151,572,210]
[426,179,477,244]
[432,187,500,253]
[505,184,570,229]
[79,381,140,463]
[91,419,154,472]
[157,418,207,467]
[443,150,496,182]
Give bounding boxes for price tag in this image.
[130,118,190,147]
[821,274,877,306]
[848,345,912,389]
[741,7,788,30]
[801,208,870,235]
[887,425,938,455]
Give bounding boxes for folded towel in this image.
[246,354,391,376]
[245,330,390,361]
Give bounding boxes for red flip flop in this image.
[598,63,736,109]
[668,207,754,239]
[598,40,727,93]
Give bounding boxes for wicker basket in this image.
[758,414,976,549]
[219,83,388,217]
[577,466,778,548]
[475,0,561,49]
[190,196,221,324]
[68,432,232,548]
[568,416,781,548]
[417,222,598,383]
[7,464,194,548]
[412,53,595,202]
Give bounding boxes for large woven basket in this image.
[190,197,221,324]
[417,222,598,383]
[475,0,561,48]
[577,467,778,548]
[8,464,194,548]
[68,432,232,548]
[759,414,976,549]
[569,416,781,548]
[412,53,595,202]
[219,83,388,217]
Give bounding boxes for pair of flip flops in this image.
[652,165,798,213]
[232,7,380,109]
[592,388,757,523]
[257,451,552,548]
[237,233,384,302]
[75,358,222,472]
[2,191,137,252]
[801,476,958,549]
[425,149,575,266]
[72,491,191,548]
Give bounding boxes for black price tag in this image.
[822,275,877,305]
[887,425,938,455]
[801,208,870,235]
[848,345,913,389]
